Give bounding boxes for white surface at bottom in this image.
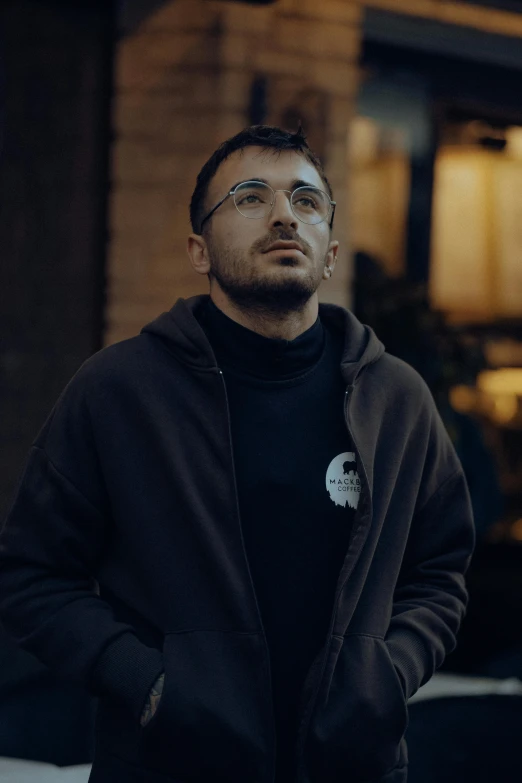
[409,672,522,703]
[0,757,91,782]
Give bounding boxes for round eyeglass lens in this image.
[233,181,273,219]
[291,186,330,224]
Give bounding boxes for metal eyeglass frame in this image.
[199,180,336,233]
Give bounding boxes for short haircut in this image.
[189,124,333,235]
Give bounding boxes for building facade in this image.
[106,0,522,344]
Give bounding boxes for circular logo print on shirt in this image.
[325,452,361,509]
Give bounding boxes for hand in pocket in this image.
[140,672,165,728]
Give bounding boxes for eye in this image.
[235,186,270,206]
[295,195,318,209]
[237,193,263,205]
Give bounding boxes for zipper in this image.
[217,368,277,783]
[294,383,372,782]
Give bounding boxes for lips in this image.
[263,240,305,254]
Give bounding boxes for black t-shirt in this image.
[197,300,361,781]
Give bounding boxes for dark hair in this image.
[189,124,333,234]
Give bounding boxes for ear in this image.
[187,233,211,276]
[322,239,339,280]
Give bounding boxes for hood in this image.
[141,295,385,383]
[318,302,385,385]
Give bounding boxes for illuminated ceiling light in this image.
[477,368,522,395]
[430,147,522,321]
[449,385,477,414]
[491,394,519,425]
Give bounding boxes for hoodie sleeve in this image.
[0,364,164,725]
[385,400,476,702]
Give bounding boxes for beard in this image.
[206,229,327,317]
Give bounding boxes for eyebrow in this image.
[227,177,321,193]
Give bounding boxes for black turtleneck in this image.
[196,299,360,782]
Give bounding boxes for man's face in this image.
[200,146,338,314]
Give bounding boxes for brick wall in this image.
[105,0,362,345]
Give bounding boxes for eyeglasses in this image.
[199,180,336,233]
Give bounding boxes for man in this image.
[0,125,474,783]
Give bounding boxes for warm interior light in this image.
[449,385,477,414]
[430,146,522,320]
[509,518,522,542]
[485,339,522,367]
[506,127,522,160]
[474,369,522,425]
[492,395,519,425]
[349,116,410,279]
[477,368,522,395]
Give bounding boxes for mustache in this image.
[251,229,313,257]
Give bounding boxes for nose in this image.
[268,190,299,231]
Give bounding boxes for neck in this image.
[209,286,319,341]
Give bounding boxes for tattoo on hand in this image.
[140,672,165,727]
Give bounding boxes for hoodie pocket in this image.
[138,630,274,781]
[305,634,408,782]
